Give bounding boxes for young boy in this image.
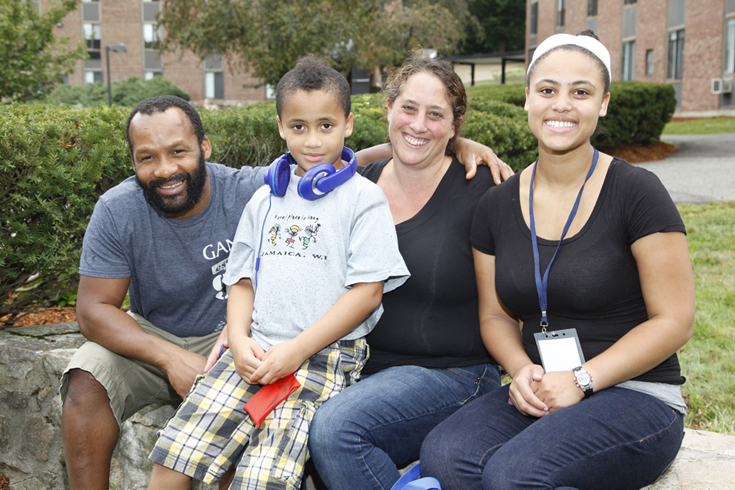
[147,56,409,490]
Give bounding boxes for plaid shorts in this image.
[149,338,367,490]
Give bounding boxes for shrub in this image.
[0,104,133,323]
[200,103,286,168]
[463,100,537,171]
[48,76,191,107]
[594,81,677,148]
[468,82,527,107]
[0,92,594,323]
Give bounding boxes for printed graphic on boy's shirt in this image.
[301,223,320,249]
[286,225,300,248]
[268,224,281,245]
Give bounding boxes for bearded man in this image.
[60,96,267,490]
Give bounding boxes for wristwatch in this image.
[573,366,594,398]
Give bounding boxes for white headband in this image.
[527,33,612,81]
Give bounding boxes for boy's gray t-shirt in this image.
[79,162,266,337]
[223,166,409,350]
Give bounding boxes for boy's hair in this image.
[126,95,205,158]
[276,55,351,118]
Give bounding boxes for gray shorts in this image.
[59,311,221,427]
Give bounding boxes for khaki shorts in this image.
[59,311,221,427]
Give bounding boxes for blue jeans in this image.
[308,363,501,490]
[420,384,685,490]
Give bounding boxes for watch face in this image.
[576,372,591,386]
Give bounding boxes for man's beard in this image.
[136,152,207,215]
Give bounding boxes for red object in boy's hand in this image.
[244,373,301,427]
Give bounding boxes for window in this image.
[204,55,224,99]
[85,71,103,84]
[624,0,637,4]
[556,0,566,27]
[646,49,654,75]
[622,40,635,81]
[726,18,735,74]
[143,0,163,76]
[81,0,99,2]
[265,84,276,100]
[83,23,101,59]
[667,29,685,79]
[530,2,538,35]
[205,72,224,99]
[144,71,162,80]
[143,24,161,49]
[587,0,598,17]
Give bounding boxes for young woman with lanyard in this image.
[419,31,695,490]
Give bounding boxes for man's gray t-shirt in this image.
[79,162,266,337]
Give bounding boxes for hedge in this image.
[1,81,669,322]
[48,76,191,107]
[466,81,676,148]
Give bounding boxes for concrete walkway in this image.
[637,133,735,204]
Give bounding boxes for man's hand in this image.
[250,339,308,386]
[164,348,207,398]
[508,363,548,417]
[455,137,514,183]
[204,324,229,373]
[230,336,265,384]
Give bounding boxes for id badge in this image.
[534,328,585,373]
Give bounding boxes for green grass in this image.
[663,117,735,135]
[678,201,735,435]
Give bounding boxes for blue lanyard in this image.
[529,148,599,333]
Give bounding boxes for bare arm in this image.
[251,281,384,385]
[355,144,392,166]
[76,275,207,397]
[474,249,549,417]
[226,279,265,384]
[583,232,694,387]
[355,139,512,183]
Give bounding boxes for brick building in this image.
[526,0,735,115]
[41,0,266,106]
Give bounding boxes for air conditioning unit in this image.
[712,78,734,95]
[712,78,723,94]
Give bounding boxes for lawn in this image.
[678,201,735,435]
[663,117,735,135]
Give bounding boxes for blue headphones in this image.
[264,147,357,200]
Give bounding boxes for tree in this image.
[158,0,465,87]
[462,0,525,54]
[0,0,87,102]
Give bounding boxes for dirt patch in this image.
[600,141,679,164]
[670,116,729,122]
[1,306,77,327]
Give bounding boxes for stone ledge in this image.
[1,324,734,490]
